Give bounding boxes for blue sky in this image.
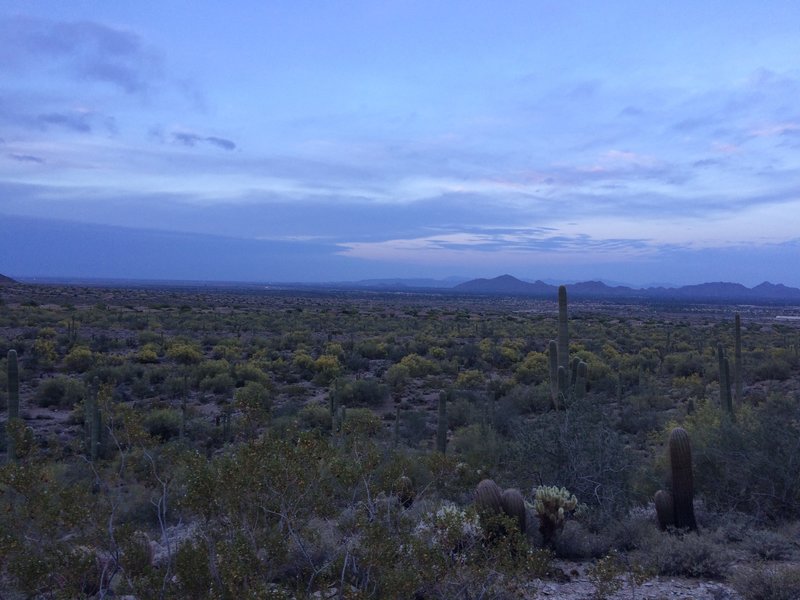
[1,1,800,286]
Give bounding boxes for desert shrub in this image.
[753,359,791,381]
[332,377,389,408]
[234,360,270,386]
[447,397,479,429]
[355,339,387,359]
[677,396,800,520]
[450,424,502,472]
[167,342,203,365]
[297,404,331,432]
[663,352,705,377]
[383,362,409,391]
[399,409,429,446]
[341,351,367,372]
[554,520,613,559]
[515,351,549,385]
[341,407,382,437]
[399,353,438,377]
[500,382,552,415]
[199,373,235,395]
[743,529,795,560]
[509,395,633,517]
[63,345,94,372]
[642,530,729,578]
[212,341,241,361]
[35,376,86,408]
[143,408,181,440]
[313,354,341,385]
[587,550,651,600]
[173,538,214,598]
[454,369,485,390]
[234,381,271,426]
[731,564,800,600]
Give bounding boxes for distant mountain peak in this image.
[452,275,800,301]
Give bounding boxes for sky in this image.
[1,1,800,287]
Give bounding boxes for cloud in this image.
[8,153,44,164]
[0,16,162,94]
[37,112,92,133]
[171,131,237,151]
[337,228,656,264]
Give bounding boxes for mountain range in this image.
[452,274,800,301]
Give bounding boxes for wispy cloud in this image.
[8,153,44,164]
[171,131,236,151]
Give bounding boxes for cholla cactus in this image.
[534,485,577,546]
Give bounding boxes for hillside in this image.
[0,273,16,285]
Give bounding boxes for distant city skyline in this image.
[2,2,800,286]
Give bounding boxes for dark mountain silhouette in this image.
[455,274,553,294]
[452,275,800,301]
[0,273,16,285]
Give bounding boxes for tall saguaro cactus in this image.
[558,285,569,373]
[717,343,733,417]
[734,313,743,404]
[7,349,19,462]
[548,340,559,408]
[548,287,589,407]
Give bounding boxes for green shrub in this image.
[199,373,235,394]
[332,377,389,408]
[143,408,181,440]
[676,396,800,520]
[34,377,86,408]
[167,342,202,365]
[63,345,94,372]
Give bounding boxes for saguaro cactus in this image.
[734,313,743,404]
[558,285,569,373]
[717,344,733,417]
[548,340,559,408]
[7,349,19,462]
[655,427,697,531]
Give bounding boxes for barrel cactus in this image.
[474,479,503,516]
[654,489,674,531]
[500,487,527,534]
